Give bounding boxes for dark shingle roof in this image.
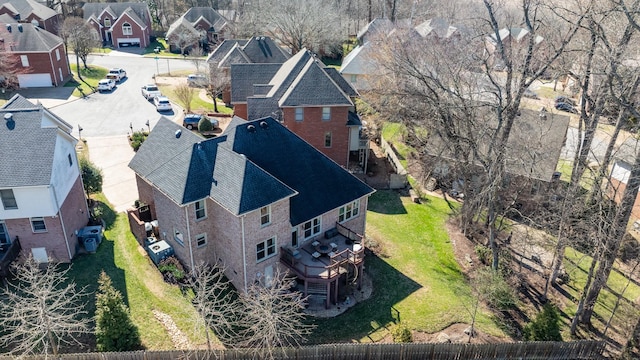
[0,0,58,21]
[82,2,150,25]
[182,7,227,30]
[278,59,352,106]
[230,63,281,103]
[324,67,359,97]
[0,22,62,51]
[0,95,57,187]
[207,36,289,68]
[207,39,247,65]
[130,117,373,224]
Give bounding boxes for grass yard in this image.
[66,194,207,350]
[559,248,640,340]
[66,64,109,97]
[157,84,233,115]
[381,123,413,169]
[310,191,504,343]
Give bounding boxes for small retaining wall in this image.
[380,136,408,189]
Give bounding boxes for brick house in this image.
[0,95,90,263]
[129,117,374,307]
[83,2,151,49]
[607,137,640,222]
[0,0,61,35]
[0,19,70,88]
[230,49,368,168]
[166,7,231,53]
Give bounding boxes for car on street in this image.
[555,102,577,114]
[154,96,172,112]
[141,84,162,100]
[187,74,207,87]
[108,68,127,82]
[554,96,576,106]
[97,78,116,92]
[183,113,219,130]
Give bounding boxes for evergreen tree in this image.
[95,271,141,351]
[523,303,562,342]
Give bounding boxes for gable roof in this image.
[166,17,200,39]
[182,7,228,31]
[357,18,394,41]
[111,7,148,29]
[415,18,466,39]
[0,21,62,52]
[207,36,289,68]
[340,41,377,76]
[0,0,58,21]
[0,95,66,187]
[82,2,150,25]
[130,117,373,224]
[324,67,359,97]
[230,63,281,103]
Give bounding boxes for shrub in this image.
[158,257,186,284]
[475,244,491,265]
[475,268,516,310]
[129,131,148,151]
[523,303,562,341]
[95,271,141,351]
[198,115,213,132]
[80,157,103,195]
[391,322,413,343]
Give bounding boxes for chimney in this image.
[17,24,22,32]
[4,113,13,121]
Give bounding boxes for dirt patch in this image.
[413,323,508,344]
[153,310,191,350]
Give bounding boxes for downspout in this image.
[185,206,194,270]
[241,215,248,292]
[51,185,72,260]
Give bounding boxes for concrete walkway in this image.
[86,135,138,213]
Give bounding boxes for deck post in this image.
[334,278,339,305]
[304,280,308,298]
[325,282,331,309]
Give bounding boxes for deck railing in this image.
[280,245,364,281]
[336,222,364,244]
[0,238,21,278]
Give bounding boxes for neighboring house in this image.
[414,17,468,42]
[166,7,231,53]
[0,0,61,35]
[339,41,376,91]
[207,36,290,104]
[0,95,89,263]
[485,27,545,71]
[607,137,640,221]
[356,17,394,45]
[129,117,374,307]
[83,2,152,49]
[0,20,70,87]
[230,49,366,168]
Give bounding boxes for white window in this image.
[339,199,360,223]
[260,205,271,226]
[302,217,321,239]
[122,23,132,35]
[174,228,184,246]
[31,217,47,233]
[324,132,332,148]
[0,189,17,210]
[103,18,111,27]
[196,233,207,248]
[20,55,29,67]
[350,74,357,83]
[91,29,100,41]
[256,237,276,262]
[55,49,60,61]
[322,107,331,121]
[195,200,206,220]
[295,108,303,121]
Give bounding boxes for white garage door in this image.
[18,73,52,88]
[117,38,140,47]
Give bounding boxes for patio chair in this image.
[330,242,338,251]
[312,240,320,247]
[312,252,321,261]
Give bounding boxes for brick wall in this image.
[136,175,156,220]
[111,14,149,48]
[282,106,351,166]
[58,176,89,259]
[16,52,54,83]
[233,103,248,120]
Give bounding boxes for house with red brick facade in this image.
[0,19,70,87]
[230,49,368,168]
[0,0,62,35]
[129,117,374,307]
[83,2,151,49]
[166,7,231,53]
[0,95,90,263]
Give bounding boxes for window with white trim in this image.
[322,107,331,121]
[103,18,111,27]
[0,189,17,210]
[350,74,357,83]
[20,55,29,67]
[339,199,360,223]
[196,233,207,248]
[324,132,332,147]
[122,22,132,35]
[295,108,303,121]
[302,217,321,239]
[260,205,271,226]
[256,237,276,261]
[195,200,206,220]
[30,217,47,233]
[174,228,184,246]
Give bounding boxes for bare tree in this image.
[175,83,196,113]
[189,46,206,73]
[61,17,100,73]
[0,257,90,356]
[168,27,202,56]
[235,270,314,360]
[0,50,23,92]
[206,70,230,113]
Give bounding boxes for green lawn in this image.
[157,84,233,115]
[310,191,504,343]
[66,64,109,97]
[559,248,640,339]
[67,194,207,350]
[382,123,413,169]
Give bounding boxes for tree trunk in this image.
[571,253,598,335]
[76,52,82,80]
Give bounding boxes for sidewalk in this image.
[86,135,138,213]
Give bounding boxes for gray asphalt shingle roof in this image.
[0,21,62,51]
[207,36,289,68]
[82,2,150,24]
[230,63,281,103]
[0,0,57,21]
[324,67,359,97]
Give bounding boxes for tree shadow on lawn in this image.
[308,252,421,343]
[367,190,408,215]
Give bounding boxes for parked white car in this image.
[154,96,172,112]
[187,74,207,87]
[141,84,162,100]
[97,78,116,92]
[108,68,127,82]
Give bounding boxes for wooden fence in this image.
[3,341,606,360]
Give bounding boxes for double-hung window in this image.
[122,23,133,35]
[0,189,17,210]
[302,217,321,239]
[339,199,360,223]
[31,217,47,233]
[196,234,207,248]
[260,205,271,226]
[195,200,206,220]
[322,107,331,121]
[295,108,303,121]
[256,237,276,261]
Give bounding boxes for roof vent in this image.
[259,121,268,129]
[175,129,182,138]
[5,24,11,33]
[17,24,22,32]
[4,113,13,121]
[247,124,256,132]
